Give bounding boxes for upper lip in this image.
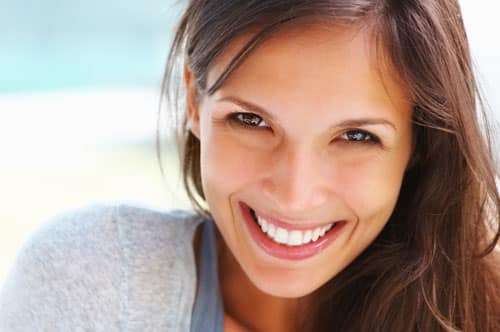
[244,202,338,230]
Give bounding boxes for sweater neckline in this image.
[190,218,224,331]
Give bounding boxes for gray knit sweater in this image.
[0,203,204,332]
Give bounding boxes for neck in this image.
[217,233,305,332]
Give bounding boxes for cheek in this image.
[199,127,266,200]
[335,151,408,225]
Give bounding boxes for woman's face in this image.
[186,24,413,297]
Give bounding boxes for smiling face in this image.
[186,24,413,298]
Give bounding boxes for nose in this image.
[261,143,332,214]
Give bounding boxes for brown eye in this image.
[229,112,269,128]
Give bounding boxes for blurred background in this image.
[0,0,499,286]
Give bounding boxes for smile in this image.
[250,208,337,246]
[239,201,346,260]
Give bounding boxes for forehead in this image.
[206,23,411,116]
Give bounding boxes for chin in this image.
[245,264,329,298]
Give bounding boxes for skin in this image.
[186,24,413,331]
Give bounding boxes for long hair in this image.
[159,0,500,330]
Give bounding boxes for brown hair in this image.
[159,0,500,330]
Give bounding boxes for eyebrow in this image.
[216,96,397,132]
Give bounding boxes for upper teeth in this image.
[255,214,334,246]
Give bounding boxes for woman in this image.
[1,0,499,331]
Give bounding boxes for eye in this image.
[339,129,380,144]
[227,112,270,128]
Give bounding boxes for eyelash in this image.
[227,112,270,128]
[226,112,381,145]
[339,130,380,145]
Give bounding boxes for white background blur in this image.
[0,0,499,287]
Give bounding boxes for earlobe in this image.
[184,66,201,139]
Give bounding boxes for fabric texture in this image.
[190,219,224,332]
[0,203,205,332]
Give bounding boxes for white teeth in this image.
[288,230,303,246]
[261,218,268,232]
[267,223,276,238]
[254,212,335,246]
[312,228,321,242]
[302,230,312,244]
[275,227,288,244]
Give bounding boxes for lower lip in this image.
[239,202,346,261]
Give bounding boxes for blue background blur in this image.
[0,0,177,93]
[0,0,191,285]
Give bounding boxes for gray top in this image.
[190,219,224,332]
[0,203,206,331]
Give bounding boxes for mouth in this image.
[249,207,338,246]
[239,201,346,260]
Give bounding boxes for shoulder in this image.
[113,202,204,249]
[3,202,203,282]
[0,202,204,331]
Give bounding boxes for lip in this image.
[251,207,334,231]
[238,201,346,261]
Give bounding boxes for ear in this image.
[184,66,201,139]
